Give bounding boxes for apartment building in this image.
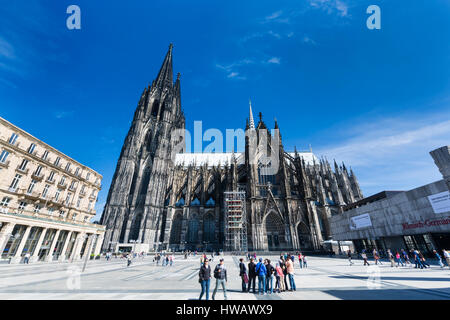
[0,117,105,263]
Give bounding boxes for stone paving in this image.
[0,255,448,300]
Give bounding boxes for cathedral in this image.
[100,45,364,252]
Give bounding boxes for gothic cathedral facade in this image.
[100,45,364,252]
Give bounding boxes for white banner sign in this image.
[428,191,450,214]
[349,213,372,230]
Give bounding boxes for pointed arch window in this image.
[151,99,160,117]
[191,198,200,206]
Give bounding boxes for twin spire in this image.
[155,43,174,87]
[249,99,255,129]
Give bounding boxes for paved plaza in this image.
[0,255,448,300]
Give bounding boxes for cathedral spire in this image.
[249,99,255,129]
[155,43,174,87]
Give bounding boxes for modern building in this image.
[329,146,450,256]
[101,45,364,253]
[0,117,105,263]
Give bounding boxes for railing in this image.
[31,171,44,181]
[0,160,10,168]
[15,165,29,174]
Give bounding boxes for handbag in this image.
[243,273,249,284]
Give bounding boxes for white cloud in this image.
[308,0,350,17]
[314,112,450,196]
[302,35,317,45]
[265,10,283,21]
[268,57,281,64]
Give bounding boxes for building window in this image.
[48,171,55,182]
[42,184,50,198]
[65,192,72,205]
[69,180,76,190]
[59,210,65,218]
[54,157,61,166]
[33,204,41,213]
[80,185,85,194]
[48,207,54,215]
[55,188,61,201]
[18,159,28,171]
[28,143,36,154]
[72,213,77,221]
[1,197,11,207]
[88,200,93,211]
[27,180,37,194]
[9,174,22,191]
[34,165,43,176]
[83,216,88,223]
[0,150,9,163]
[65,162,71,171]
[8,133,18,145]
[60,176,66,185]
[76,197,81,208]
[42,150,49,161]
[75,167,80,176]
[86,172,90,181]
[18,201,27,211]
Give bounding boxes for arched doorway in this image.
[187,214,199,248]
[297,222,312,250]
[202,213,215,249]
[169,213,183,248]
[265,211,287,251]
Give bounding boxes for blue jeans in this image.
[199,279,210,300]
[212,279,227,300]
[288,273,296,291]
[266,275,273,293]
[299,260,303,268]
[258,275,266,294]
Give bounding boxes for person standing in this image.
[265,259,275,294]
[247,258,257,293]
[347,250,354,265]
[280,257,289,291]
[387,249,395,267]
[395,251,404,267]
[255,258,267,295]
[239,258,248,292]
[286,257,296,291]
[275,262,285,292]
[169,254,174,266]
[212,258,228,300]
[127,254,132,267]
[302,255,308,268]
[298,252,303,269]
[373,249,382,265]
[24,252,30,264]
[199,258,211,300]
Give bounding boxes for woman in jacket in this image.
[199,259,212,300]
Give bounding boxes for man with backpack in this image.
[212,258,227,300]
[255,258,267,295]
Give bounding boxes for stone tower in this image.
[100,44,185,251]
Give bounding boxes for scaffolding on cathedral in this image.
[224,190,248,253]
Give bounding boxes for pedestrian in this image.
[265,259,275,294]
[298,252,303,269]
[401,249,411,267]
[275,262,285,292]
[212,258,227,300]
[387,249,395,267]
[255,257,267,295]
[286,257,296,291]
[413,250,424,269]
[127,254,132,267]
[199,258,211,300]
[239,258,248,292]
[347,250,354,265]
[442,249,450,268]
[169,254,174,266]
[433,250,444,269]
[280,257,290,290]
[418,251,430,268]
[247,257,257,293]
[373,249,382,265]
[24,252,30,264]
[361,251,370,266]
[302,255,308,268]
[395,251,404,267]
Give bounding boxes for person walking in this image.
[169,254,174,266]
[298,252,303,269]
[401,249,411,267]
[347,250,354,265]
[418,251,430,268]
[255,258,267,295]
[373,249,382,265]
[395,251,404,267]
[212,258,228,300]
[302,255,308,268]
[239,258,248,292]
[199,258,211,300]
[286,257,296,291]
[443,249,450,268]
[387,249,395,267]
[413,250,424,269]
[361,251,370,266]
[127,254,132,267]
[247,257,257,293]
[275,262,285,292]
[433,250,444,269]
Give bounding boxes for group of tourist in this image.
[351,248,450,269]
[153,252,174,266]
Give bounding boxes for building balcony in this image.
[31,171,44,181]
[0,160,10,169]
[68,185,77,192]
[57,182,67,190]
[15,188,42,200]
[15,166,29,175]
[79,190,86,196]
[45,177,56,184]
[89,194,96,200]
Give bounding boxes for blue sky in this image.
[1,1,449,221]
